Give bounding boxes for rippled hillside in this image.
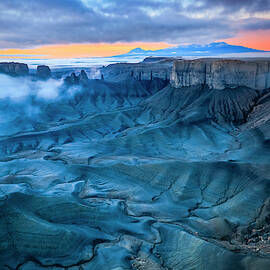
[1,59,270,269]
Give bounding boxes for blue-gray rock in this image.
[37,65,51,79]
[0,62,29,76]
[64,70,88,85]
[171,59,270,90]
[1,59,270,269]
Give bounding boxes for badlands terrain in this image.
[1,58,270,269]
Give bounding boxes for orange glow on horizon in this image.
[1,31,270,59]
[220,30,270,51]
[0,42,173,59]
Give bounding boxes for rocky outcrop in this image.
[36,65,51,79]
[78,70,89,85]
[142,56,182,63]
[100,58,173,82]
[101,58,270,90]
[170,59,270,90]
[64,70,89,85]
[0,62,29,76]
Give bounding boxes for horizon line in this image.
[0,41,270,59]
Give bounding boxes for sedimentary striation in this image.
[37,65,51,79]
[170,59,270,90]
[0,62,29,76]
[1,58,270,269]
[100,58,173,82]
[101,58,270,90]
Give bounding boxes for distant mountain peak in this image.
[209,42,228,46]
[121,42,269,58]
[129,47,146,54]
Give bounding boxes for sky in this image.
[0,0,270,58]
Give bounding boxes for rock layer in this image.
[170,59,270,90]
[37,65,51,79]
[0,62,29,76]
[101,58,270,90]
[100,59,173,82]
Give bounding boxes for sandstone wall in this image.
[100,60,173,82]
[170,59,270,90]
[0,62,29,76]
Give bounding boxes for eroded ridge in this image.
[1,59,270,269]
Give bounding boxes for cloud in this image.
[36,79,63,99]
[0,74,31,99]
[0,0,269,48]
[203,0,270,13]
[0,74,63,100]
[243,18,270,30]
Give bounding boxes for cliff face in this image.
[100,59,173,82]
[101,58,270,90]
[170,59,270,90]
[0,62,29,76]
[36,65,51,79]
[64,70,89,85]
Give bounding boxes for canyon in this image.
[0,58,270,269]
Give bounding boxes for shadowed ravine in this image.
[1,59,270,269]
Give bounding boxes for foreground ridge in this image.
[1,58,270,269]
